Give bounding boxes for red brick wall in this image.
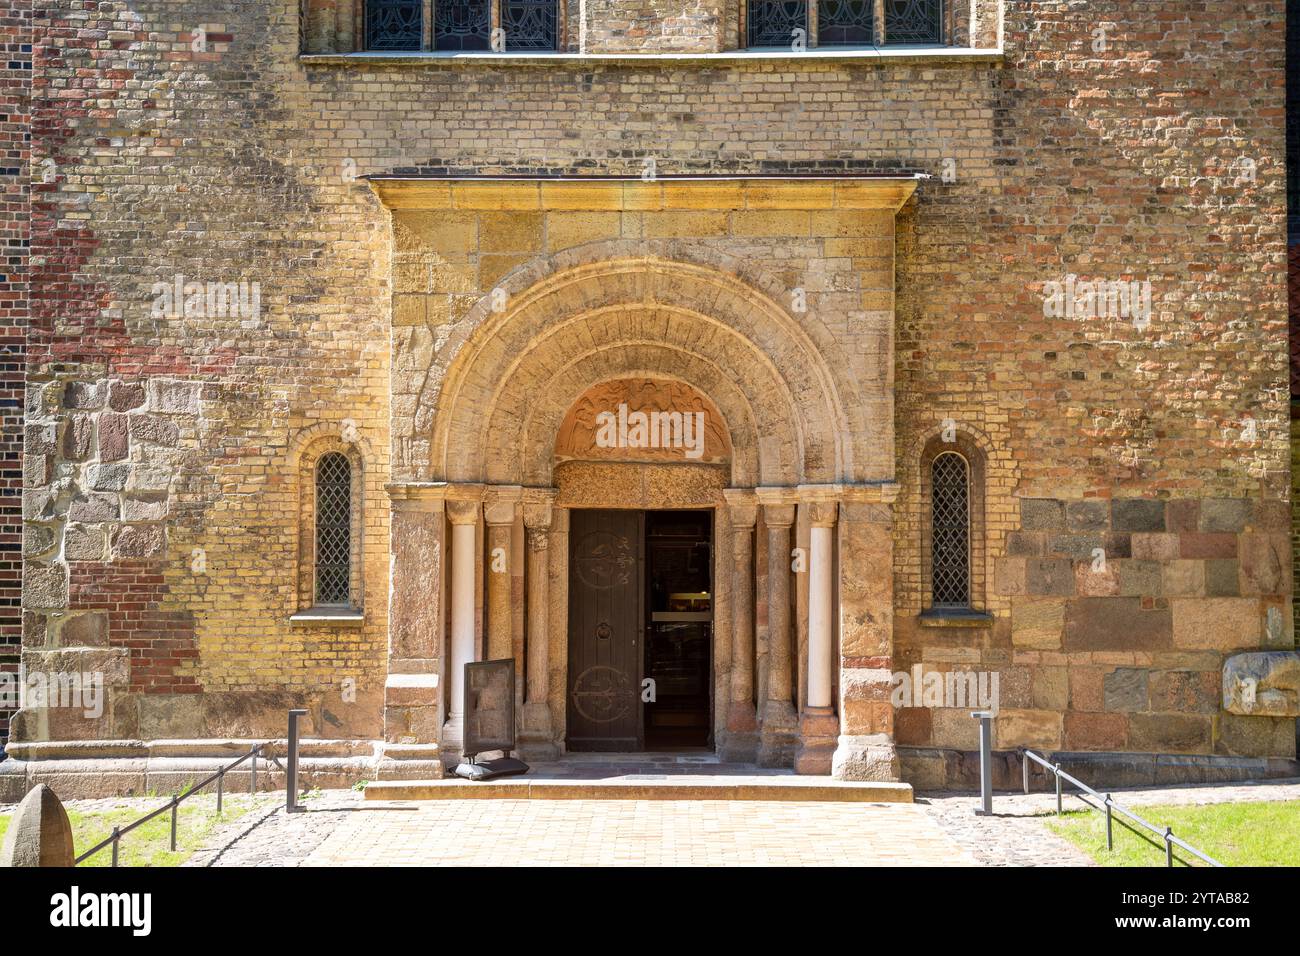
[0,0,29,749]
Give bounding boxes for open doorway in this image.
[644,510,713,750]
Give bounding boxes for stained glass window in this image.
[884,0,942,45]
[748,0,808,49]
[365,0,423,51]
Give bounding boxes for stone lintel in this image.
[369,177,920,214]
[387,481,457,512]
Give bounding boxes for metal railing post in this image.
[251,745,258,793]
[217,768,224,814]
[1021,748,1029,794]
[111,826,120,867]
[1165,827,1174,867]
[971,710,993,815]
[1105,794,1113,850]
[1054,763,1062,816]
[287,708,307,813]
[169,795,178,851]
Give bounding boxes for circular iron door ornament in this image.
[595,622,613,640]
[571,665,635,724]
[573,531,635,590]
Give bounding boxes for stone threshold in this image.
[0,738,446,801]
[364,776,914,802]
[300,46,1004,68]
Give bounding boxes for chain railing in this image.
[74,743,273,866]
[74,710,309,866]
[1021,748,1224,868]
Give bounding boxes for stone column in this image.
[796,496,839,774]
[443,493,482,760]
[721,490,758,762]
[757,491,797,767]
[384,486,446,758]
[483,487,521,663]
[519,490,558,759]
[831,487,902,781]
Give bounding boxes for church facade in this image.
[4,0,1298,796]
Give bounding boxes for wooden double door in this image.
[566,509,713,752]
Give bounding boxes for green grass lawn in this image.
[1046,799,1300,867]
[0,793,263,867]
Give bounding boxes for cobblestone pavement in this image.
[189,789,363,867]
[918,777,1300,867]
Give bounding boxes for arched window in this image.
[315,453,353,606]
[929,451,970,608]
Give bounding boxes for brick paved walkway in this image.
[200,790,977,866]
[193,777,1300,867]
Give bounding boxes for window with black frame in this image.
[363,0,559,51]
[366,0,423,50]
[817,0,874,46]
[747,0,808,49]
[929,451,971,609]
[883,0,942,45]
[749,0,941,48]
[314,453,353,607]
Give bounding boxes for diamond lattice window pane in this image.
[315,453,352,606]
[931,452,970,607]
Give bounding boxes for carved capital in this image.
[446,499,481,526]
[723,488,758,529]
[804,500,839,528]
[484,485,522,526]
[756,486,796,528]
[522,488,558,532]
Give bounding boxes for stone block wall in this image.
[0,0,29,748]
[12,0,1294,779]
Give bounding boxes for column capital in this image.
[484,485,522,526]
[522,487,558,531]
[804,500,839,528]
[755,486,797,527]
[386,482,448,513]
[722,488,758,529]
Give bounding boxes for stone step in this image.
[364,776,913,803]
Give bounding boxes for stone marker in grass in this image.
[0,784,75,867]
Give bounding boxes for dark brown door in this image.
[567,509,644,751]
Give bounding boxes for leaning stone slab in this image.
[1222,651,1300,716]
[0,783,75,866]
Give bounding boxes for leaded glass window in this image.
[884,0,942,45]
[366,0,423,51]
[315,453,353,606]
[435,0,492,50]
[748,0,808,49]
[930,452,970,608]
[818,0,875,46]
[503,0,558,50]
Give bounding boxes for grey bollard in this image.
[971,710,993,815]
